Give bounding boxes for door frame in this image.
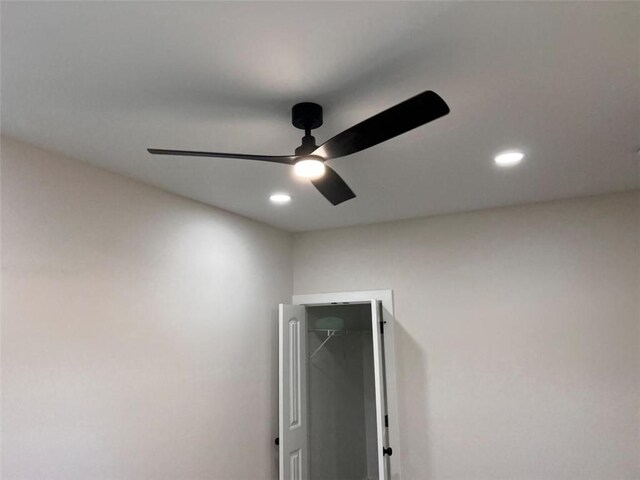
[292,290,401,480]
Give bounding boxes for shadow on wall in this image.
[394,321,430,479]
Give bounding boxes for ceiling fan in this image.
[148,90,449,205]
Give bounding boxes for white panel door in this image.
[370,300,389,480]
[279,304,309,480]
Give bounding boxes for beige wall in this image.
[3,135,638,480]
[294,191,640,480]
[1,136,292,479]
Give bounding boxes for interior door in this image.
[279,304,309,480]
[370,300,389,480]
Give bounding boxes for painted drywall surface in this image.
[293,191,640,480]
[1,136,292,479]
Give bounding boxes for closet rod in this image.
[309,329,366,358]
[310,331,336,359]
[308,329,363,333]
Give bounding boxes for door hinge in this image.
[383,446,393,456]
[384,415,388,427]
[380,320,385,335]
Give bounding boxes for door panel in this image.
[279,304,308,480]
[370,300,389,480]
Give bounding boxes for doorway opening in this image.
[278,290,400,480]
[307,304,379,480]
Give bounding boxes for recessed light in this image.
[269,193,291,204]
[293,156,326,179]
[494,150,525,167]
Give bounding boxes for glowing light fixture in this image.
[494,150,525,167]
[294,156,326,179]
[269,193,291,204]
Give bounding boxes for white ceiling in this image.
[2,1,639,232]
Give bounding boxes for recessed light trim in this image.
[269,193,291,204]
[494,150,525,167]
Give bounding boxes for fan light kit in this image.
[269,193,292,204]
[294,156,326,179]
[494,151,525,167]
[148,90,450,205]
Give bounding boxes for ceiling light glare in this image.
[494,151,525,167]
[294,156,326,179]
[269,193,291,204]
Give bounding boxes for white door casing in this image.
[279,304,309,480]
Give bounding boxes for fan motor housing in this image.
[292,102,323,131]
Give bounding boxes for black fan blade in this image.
[311,166,356,205]
[147,148,297,165]
[312,91,449,160]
